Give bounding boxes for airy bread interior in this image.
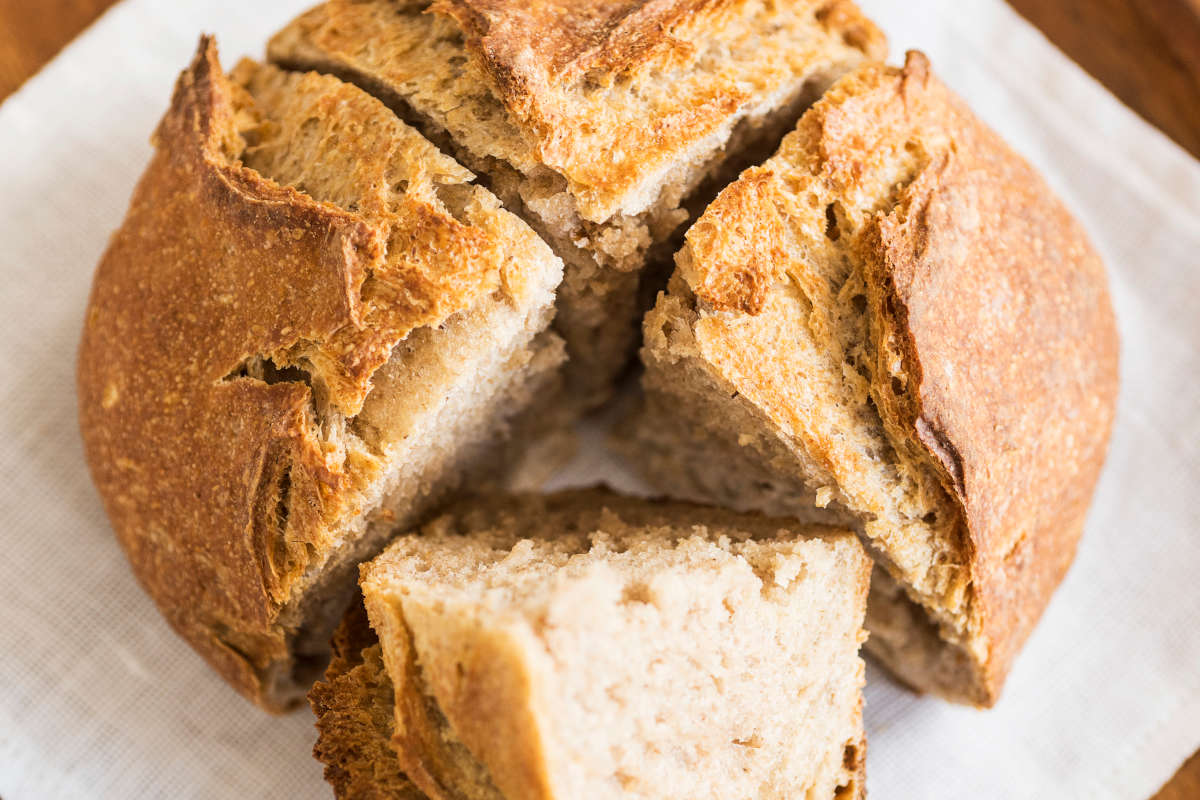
[268,0,885,408]
[346,491,868,800]
[227,62,567,706]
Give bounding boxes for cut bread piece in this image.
[310,604,427,800]
[624,52,1119,706]
[311,489,871,800]
[269,0,887,408]
[76,38,567,711]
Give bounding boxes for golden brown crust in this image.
[683,169,789,314]
[267,0,886,412]
[275,0,885,223]
[310,606,426,799]
[433,0,886,220]
[862,53,1119,697]
[380,604,546,800]
[231,58,517,418]
[674,52,1119,704]
[76,38,546,710]
[313,604,545,800]
[432,0,733,94]
[78,38,382,708]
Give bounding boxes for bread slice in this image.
[624,52,1120,706]
[311,489,871,800]
[268,0,887,408]
[76,38,567,711]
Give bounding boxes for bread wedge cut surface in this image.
[312,489,870,800]
[627,52,1119,705]
[269,0,887,407]
[76,38,565,711]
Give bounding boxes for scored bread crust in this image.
[77,38,562,710]
[270,0,886,223]
[645,52,1119,704]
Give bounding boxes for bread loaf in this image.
[312,489,871,799]
[624,52,1120,706]
[77,39,566,711]
[269,0,887,408]
[79,0,1117,740]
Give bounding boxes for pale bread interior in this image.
[359,494,868,800]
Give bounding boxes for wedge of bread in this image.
[311,489,871,799]
[269,0,887,408]
[625,52,1119,706]
[76,38,566,711]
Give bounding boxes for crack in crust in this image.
[229,56,520,418]
[266,0,887,411]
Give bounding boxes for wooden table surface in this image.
[1,0,1197,797]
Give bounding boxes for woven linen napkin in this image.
[1,1,1197,797]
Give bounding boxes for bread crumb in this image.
[815,486,833,508]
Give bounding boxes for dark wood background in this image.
[0,0,1197,797]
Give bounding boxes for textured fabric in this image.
[0,1,1197,798]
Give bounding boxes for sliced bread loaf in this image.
[311,489,871,799]
[77,38,566,711]
[269,0,887,408]
[624,52,1120,706]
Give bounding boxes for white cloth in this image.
[0,0,1197,797]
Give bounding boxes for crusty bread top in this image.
[676,52,1119,701]
[76,37,558,709]
[270,0,885,223]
